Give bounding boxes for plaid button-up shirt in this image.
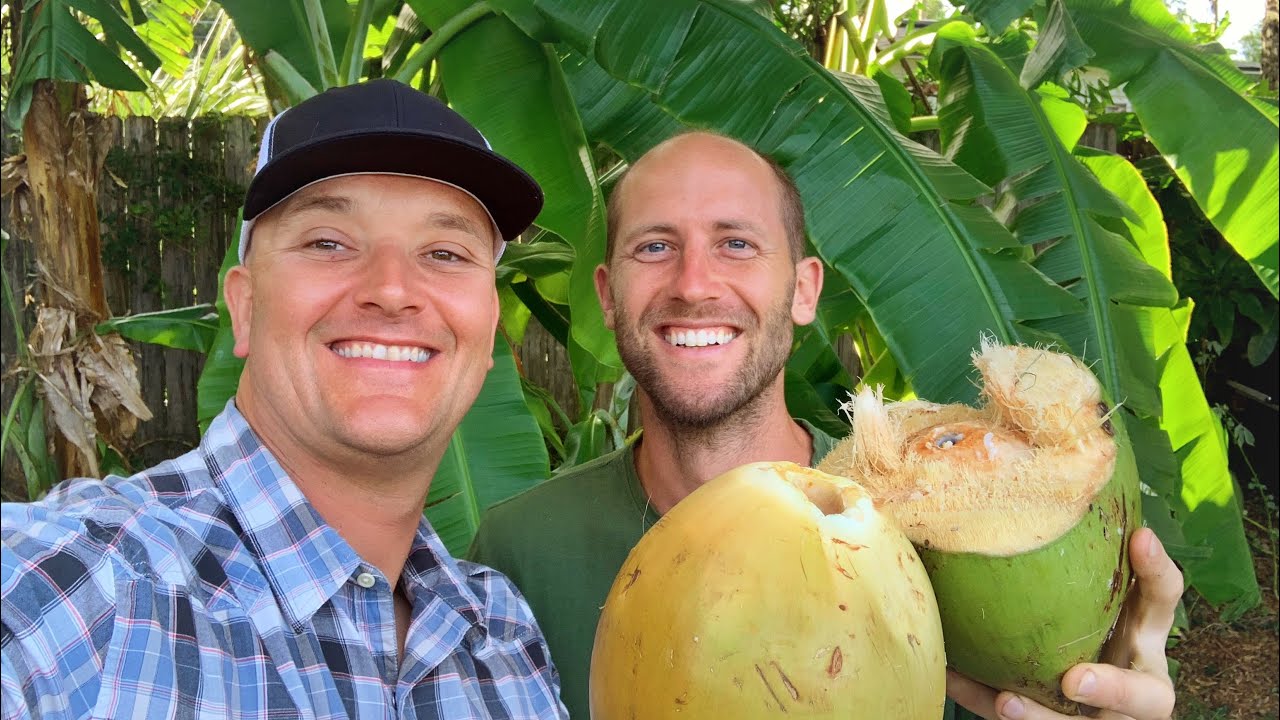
[1,403,567,720]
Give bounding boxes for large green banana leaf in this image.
[425,335,551,556]
[933,28,1255,604]
[7,0,167,124]
[1151,304,1259,610]
[502,0,1080,406]
[1063,0,1280,298]
[935,25,1177,418]
[410,1,624,404]
[1076,149,1259,607]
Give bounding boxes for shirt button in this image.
[355,572,377,589]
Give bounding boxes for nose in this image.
[353,245,424,316]
[670,245,724,304]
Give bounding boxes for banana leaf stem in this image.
[395,2,496,85]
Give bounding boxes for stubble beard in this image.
[613,292,796,435]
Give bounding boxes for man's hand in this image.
[946,527,1183,720]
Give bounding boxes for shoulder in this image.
[471,447,632,549]
[454,558,539,627]
[3,456,224,621]
[486,447,633,521]
[799,418,843,465]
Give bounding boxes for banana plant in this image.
[931,22,1256,607]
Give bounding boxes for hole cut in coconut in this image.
[788,473,846,516]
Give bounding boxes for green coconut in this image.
[817,340,1140,714]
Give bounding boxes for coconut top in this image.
[816,342,1118,556]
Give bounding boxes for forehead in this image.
[617,137,782,228]
[275,174,492,220]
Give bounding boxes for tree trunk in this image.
[1264,0,1278,91]
[22,81,111,319]
[20,80,150,479]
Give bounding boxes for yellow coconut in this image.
[589,462,946,719]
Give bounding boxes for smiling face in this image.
[597,133,821,429]
[224,174,499,468]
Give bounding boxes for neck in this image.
[236,395,442,587]
[633,378,814,515]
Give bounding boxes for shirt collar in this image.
[202,401,487,634]
[402,519,487,631]
[202,401,362,629]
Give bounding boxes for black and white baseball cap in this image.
[238,79,543,262]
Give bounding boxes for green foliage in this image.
[1064,0,1279,298]
[0,232,58,500]
[89,4,269,118]
[99,141,246,291]
[415,1,623,398]
[4,0,182,125]
[11,0,1271,603]
[426,335,551,556]
[194,240,244,431]
[1152,159,1279,366]
[1238,21,1263,63]
[95,304,218,352]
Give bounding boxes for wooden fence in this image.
[0,115,581,483]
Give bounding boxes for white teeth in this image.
[330,342,430,363]
[665,329,738,347]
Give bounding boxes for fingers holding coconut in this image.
[945,669,1001,718]
[1051,527,1180,720]
[1119,527,1183,664]
[1055,663,1174,720]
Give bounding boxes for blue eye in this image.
[639,242,669,254]
[725,239,749,250]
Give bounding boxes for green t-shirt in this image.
[469,422,970,720]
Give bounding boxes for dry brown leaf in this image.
[38,357,99,477]
[26,305,152,476]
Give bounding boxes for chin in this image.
[338,425,432,458]
[333,405,438,456]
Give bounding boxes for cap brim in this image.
[243,130,543,242]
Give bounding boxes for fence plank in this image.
[192,117,225,308]
[157,119,199,452]
[123,118,169,468]
[517,322,581,421]
[98,117,128,316]
[1,123,34,497]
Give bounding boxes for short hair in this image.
[605,131,807,262]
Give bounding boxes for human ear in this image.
[790,257,823,326]
[594,263,616,330]
[224,265,253,359]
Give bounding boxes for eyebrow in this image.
[622,219,764,244]
[279,193,353,217]
[425,210,486,240]
[713,219,765,235]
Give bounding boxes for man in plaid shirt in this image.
[2,80,567,720]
